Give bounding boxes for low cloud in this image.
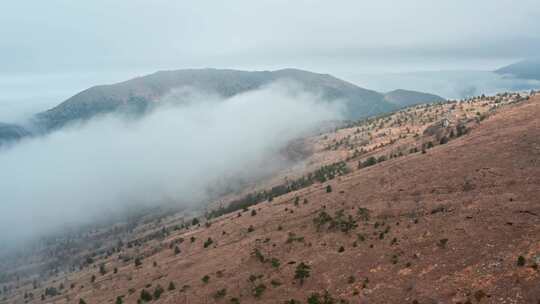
[0,82,341,245]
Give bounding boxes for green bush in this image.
[153,285,164,299]
[204,238,214,248]
[517,255,526,266]
[252,284,266,298]
[361,156,377,168]
[139,289,152,302]
[213,288,227,299]
[202,275,210,284]
[294,262,311,285]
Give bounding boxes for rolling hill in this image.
[33,68,443,131]
[383,89,445,107]
[495,59,540,80]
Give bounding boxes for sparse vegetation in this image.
[517,255,526,266]
[202,275,210,284]
[139,289,152,302]
[294,262,311,285]
[252,283,266,298]
[213,288,227,299]
[153,284,164,299]
[204,237,214,248]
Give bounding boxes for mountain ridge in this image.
[34,68,443,130]
[495,59,540,80]
[0,68,445,146]
[384,88,445,107]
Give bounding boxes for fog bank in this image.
[0,82,341,244]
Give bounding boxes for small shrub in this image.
[99,263,107,275]
[361,156,377,168]
[251,248,265,263]
[153,285,164,299]
[294,262,311,285]
[204,238,214,248]
[474,290,486,302]
[438,238,448,248]
[139,289,152,302]
[252,283,266,298]
[202,275,210,284]
[213,288,227,299]
[517,255,526,267]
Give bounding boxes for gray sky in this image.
[2,0,540,75]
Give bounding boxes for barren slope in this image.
[2,94,539,304]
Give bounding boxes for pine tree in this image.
[294,262,311,285]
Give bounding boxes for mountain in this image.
[383,89,445,107]
[0,122,30,146]
[34,68,440,130]
[495,59,540,80]
[2,91,537,303]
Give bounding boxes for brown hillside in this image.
[2,94,540,304]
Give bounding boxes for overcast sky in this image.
[2,0,540,75]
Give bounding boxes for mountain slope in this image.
[384,89,445,107]
[34,68,440,130]
[3,92,538,304]
[495,59,540,80]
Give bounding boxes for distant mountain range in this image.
[0,68,445,146]
[495,59,540,80]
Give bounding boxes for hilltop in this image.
[33,68,443,131]
[1,90,538,303]
[495,59,540,80]
[383,89,445,108]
